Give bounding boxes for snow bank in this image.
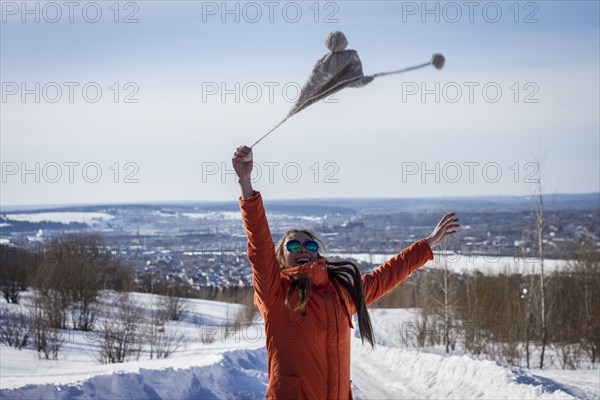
[351,343,577,399]
[2,342,577,400]
[0,348,268,400]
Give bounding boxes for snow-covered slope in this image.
[1,348,268,400]
[1,293,597,399]
[2,344,584,400]
[2,344,586,400]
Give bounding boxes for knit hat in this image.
[251,32,444,147]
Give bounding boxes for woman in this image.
[233,145,459,399]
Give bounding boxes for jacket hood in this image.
[280,258,329,286]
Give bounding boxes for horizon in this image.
[1,191,598,213]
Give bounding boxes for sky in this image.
[1,0,599,206]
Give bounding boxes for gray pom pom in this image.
[325,31,348,52]
[431,54,445,69]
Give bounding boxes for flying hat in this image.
[250,31,445,147]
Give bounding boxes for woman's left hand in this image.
[425,213,460,248]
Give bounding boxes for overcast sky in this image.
[1,1,598,207]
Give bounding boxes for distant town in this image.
[1,193,598,289]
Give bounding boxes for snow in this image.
[531,369,600,400]
[0,348,267,400]
[1,292,597,399]
[333,253,570,275]
[4,212,114,225]
[182,212,240,220]
[351,344,575,399]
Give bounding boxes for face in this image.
[282,231,319,268]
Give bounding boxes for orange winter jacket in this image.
[240,191,433,400]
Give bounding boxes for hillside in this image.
[1,292,597,399]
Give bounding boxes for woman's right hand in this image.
[232,145,253,181]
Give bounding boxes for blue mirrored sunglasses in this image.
[286,239,319,253]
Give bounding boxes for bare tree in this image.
[147,292,186,360]
[33,241,71,330]
[531,150,549,369]
[233,287,259,331]
[31,234,135,332]
[158,292,188,322]
[30,293,63,360]
[571,233,600,365]
[415,268,434,348]
[97,293,142,364]
[150,321,184,359]
[421,245,457,353]
[0,308,30,349]
[0,245,33,304]
[440,240,452,353]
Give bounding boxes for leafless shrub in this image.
[558,343,582,370]
[415,317,428,348]
[29,235,136,333]
[0,244,35,304]
[0,308,30,349]
[193,316,218,345]
[200,329,217,344]
[233,288,258,330]
[547,234,600,367]
[71,301,98,333]
[147,295,185,359]
[198,323,218,345]
[30,294,62,360]
[97,293,142,364]
[157,294,187,322]
[151,323,185,359]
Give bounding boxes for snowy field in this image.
[1,292,597,399]
[3,212,115,225]
[335,252,570,275]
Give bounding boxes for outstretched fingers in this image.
[440,212,457,224]
[426,212,460,248]
[440,213,460,237]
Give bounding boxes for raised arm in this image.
[362,239,433,305]
[233,146,282,312]
[362,212,460,305]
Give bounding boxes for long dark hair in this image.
[275,229,375,347]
